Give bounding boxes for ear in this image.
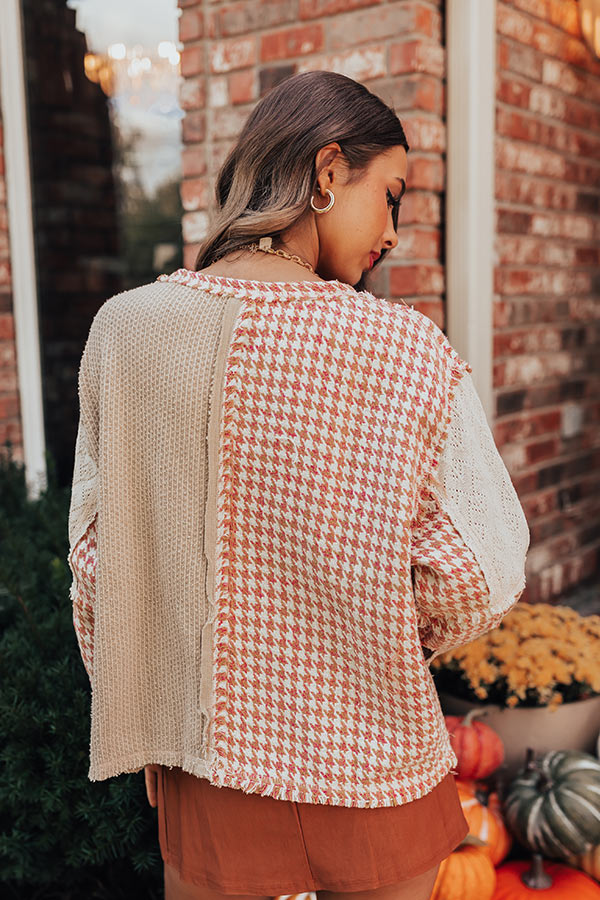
[314,142,345,195]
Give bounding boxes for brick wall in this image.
[493,0,600,602]
[0,110,22,462]
[179,0,446,326]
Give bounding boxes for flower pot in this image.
[438,692,600,781]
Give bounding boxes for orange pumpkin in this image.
[456,778,512,866]
[492,853,600,898]
[445,709,505,779]
[430,843,496,900]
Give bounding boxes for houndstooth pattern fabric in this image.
[67,270,529,805]
[70,514,97,680]
[411,489,511,660]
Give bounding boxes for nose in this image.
[383,207,399,251]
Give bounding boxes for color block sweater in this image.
[67,269,530,807]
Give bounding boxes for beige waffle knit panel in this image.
[74,280,243,781]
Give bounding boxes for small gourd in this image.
[492,852,600,898]
[445,710,505,779]
[430,836,496,900]
[503,748,600,861]
[456,777,512,866]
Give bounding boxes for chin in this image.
[352,270,370,292]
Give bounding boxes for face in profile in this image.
[313,145,408,287]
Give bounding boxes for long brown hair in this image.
[194,70,409,288]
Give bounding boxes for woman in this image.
[68,71,530,900]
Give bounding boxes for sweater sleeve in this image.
[411,370,530,666]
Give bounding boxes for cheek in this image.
[346,194,385,243]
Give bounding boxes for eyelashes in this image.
[386,189,403,230]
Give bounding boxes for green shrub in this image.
[0,444,163,899]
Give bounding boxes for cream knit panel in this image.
[75,281,235,780]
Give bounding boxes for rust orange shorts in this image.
[157,766,469,895]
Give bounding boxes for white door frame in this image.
[446,0,496,421]
[0,0,47,497]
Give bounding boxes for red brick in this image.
[493,353,573,388]
[494,409,562,446]
[406,156,444,192]
[496,137,566,178]
[211,106,250,139]
[390,40,444,78]
[496,235,577,267]
[0,369,17,392]
[0,313,14,340]
[401,115,445,153]
[260,24,323,62]
[181,177,208,212]
[389,264,444,296]
[297,45,387,80]
[182,110,206,143]
[182,211,209,244]
[400,191,440,226]
[328,5,412,50]
[0,394,19,419]
[0,341,15,368]
[497,74,531,110]
[494,326,563,357]
[215,1,297,37]
[181,45,205,77]
[390,228,440,262]
[210,141,234,175]
[179,8,204,43]
[229,69,257,104]
[497,4,535,45]
[299,0,382,18]
[180,77,206,111]
[520,490,557,523]
[415,4,442,41]
[210,36,256,73]
[410,299,444,329]
[494,268,589,297]
[497,37,543,81]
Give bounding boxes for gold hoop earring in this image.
[310,189,335,214]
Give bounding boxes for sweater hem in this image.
[89,748,459,807]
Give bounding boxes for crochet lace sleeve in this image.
[411,371,530,666]
[67,416,98,683]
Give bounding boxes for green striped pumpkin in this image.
[503,750,600,861]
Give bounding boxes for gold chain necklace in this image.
[243,236,315,273]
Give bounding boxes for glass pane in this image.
[68,0,184,289]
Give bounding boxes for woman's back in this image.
[69,268,528,805]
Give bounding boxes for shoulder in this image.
[84,278,205,355]
[352,287,471,377]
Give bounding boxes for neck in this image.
[276,217,319,272]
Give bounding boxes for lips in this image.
[369,251,380,268]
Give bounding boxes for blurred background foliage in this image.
[0,444,162,900]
